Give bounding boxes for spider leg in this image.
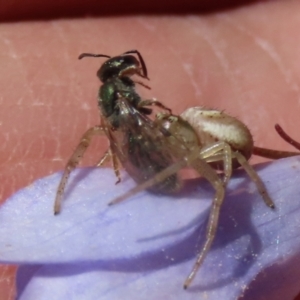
[54,125,104,215]
[199,142,232,186]
[252,146,298,159]
[233,151,275,209]
[275,124,300,151]
[183,174,224,289]
[183,144,229,289]
[108,157,187,205]
[108,146,223,206]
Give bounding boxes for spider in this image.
[110,106,299,288]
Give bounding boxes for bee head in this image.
[78,50,149,82]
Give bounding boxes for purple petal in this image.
[1,156,300,299]
[0,168,212,263]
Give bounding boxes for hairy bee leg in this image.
[96,149,110,167]
[111,148,121,184]
[252,146,299,159]
[233,151,275,209]
[96,148,121,184]
[275,124,300,150]
[54,126,104,215]
[138,99,172,114]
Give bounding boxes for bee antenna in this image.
[78,53,111,60]
[123,50,148,79]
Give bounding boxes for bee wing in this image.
[107,97,180,193]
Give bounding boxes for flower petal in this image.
[1,156,300,299]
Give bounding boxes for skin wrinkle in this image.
[186,13,300,144]
[186,16,243,100]
[166,17,208,100]
[149,19,202,99]
[167,42,204,102]
[0,39,21,166]
[217,14,299,136]
[43,104,62,161]
[138,17,207,103]
[5,38,36,107]
[136,17,158,33]
[218,14,300,96]
[182,62,203,98]
[64,58,99,150]
[51,22,69,62]
[255,38,300,93]
[0,267,13,300]
[7,145,18,165]
[1,134,10,162]
[51,22,86,136]
[38,136,46,163]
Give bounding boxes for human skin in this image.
[1,1,300,299]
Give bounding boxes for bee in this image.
[54,50,223,216]
[54,50,180,214]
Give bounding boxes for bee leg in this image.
[96,149,110,167]
[138,99,172,114]
[133,80,151,90]
[96,148,121,184]
[54,125,104,215]
[111,148,121,184]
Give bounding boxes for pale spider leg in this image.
[54,126,104,215]
[109,146,223,206]
[191,145,275,208]
[96,148,121,184]
[109,157,187,205]
[183,155,225,289]
[252,146,299,159]
[233,151,275,209]
[198,142,232,186]
[138,99,172,114]
[184,189,224,288]
[275,124,300,150]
